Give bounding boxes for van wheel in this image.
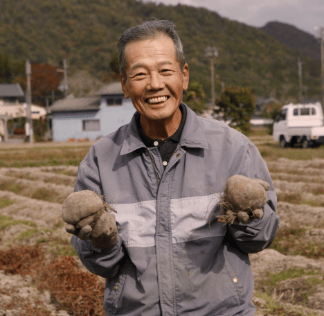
[302,138,309,149]
[280,136,288,148]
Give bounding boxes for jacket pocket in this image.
[223,254,246,306]
[105,273,127,315]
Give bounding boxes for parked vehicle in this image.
[273,102,324,148]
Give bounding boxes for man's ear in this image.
[120,74,130,99]
[182,63,189,91]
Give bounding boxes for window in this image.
[82,120,100,131]
[311,108,316,115]
[280,109,287,120]
[300,108,309,116]
[293,108,298,116]
[275,109,287,122]
[106,97,122,106]
[107,98,114,106]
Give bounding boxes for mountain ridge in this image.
[0,0,321,101]
[259,21,321,61]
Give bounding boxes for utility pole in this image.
[25,60,33,144]
[316,26,324,113]
[205,47,219,110]
[321,28,324,113]
[63,58,68,97]
[45,96,50,131]
[298,58,303,103]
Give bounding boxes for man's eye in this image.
[135,73,145,77]
[161,69,172,73]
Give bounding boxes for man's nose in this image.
[148,73,164,90]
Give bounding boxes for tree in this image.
[0,54,13,83]
[262,101,283,134]
[183,81,206,114]
[215,87,255,134]
[109,51,120,75]
[14,63,64,105]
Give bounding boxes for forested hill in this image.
[0,0,321,101]
[260,21,321,61]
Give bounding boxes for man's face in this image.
[120,34,189,121]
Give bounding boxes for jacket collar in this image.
[120,102,208,156]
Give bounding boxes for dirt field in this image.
[0,137,324,316]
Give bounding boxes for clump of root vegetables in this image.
[0,245,105,316]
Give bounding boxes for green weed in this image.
[277,192,324,207]
[0,180,25,194]
[17,228,39,241]
[256,144,324,161]
[270,224,324,258]
[0,214,36,229]
[48,237,77,257]
[0,197,14,208]
[31,187,62,203]
[49,169,78,177]
[253,292,318,316]
[311,187,324,195]
[0,146,90,168]
[36,237,48,244]
[257,268,324,309]
[262,268,318,288]
[54,221,65,229]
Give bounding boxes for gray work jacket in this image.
[71,103,279,316]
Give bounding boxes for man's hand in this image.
[62,190,118,248]
[217,175,269,225]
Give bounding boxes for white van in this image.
[273,102,324,148]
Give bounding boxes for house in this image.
[0,102,47,137]
[0,83,25,104]
[50,82,136,142]
[0,83,47,140]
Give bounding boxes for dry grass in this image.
[256,267,324,311]
[270,173,324,185]
[0,214,36,229]
[270,223,324,259]
[257,143,324,161]
[277,191,324,207]
[0,245,105,316]
[0,146,90,168]
[5,170,76,187]
[0,178,70,204]
[0,197,14,208]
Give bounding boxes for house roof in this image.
[50,96,101,112]
[94,82,123,96]
[0,84,24,98]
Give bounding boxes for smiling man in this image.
[68,20,279,315]
[120,31,189,140]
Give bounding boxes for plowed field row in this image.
[0,151,324,315]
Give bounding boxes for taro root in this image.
[62,190,118,248]
[217,175,270,225]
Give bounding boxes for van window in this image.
[276,109,287,122]
[311,108,316,115]
[300,108,309,115]
[280,109,287,120]
[293,108,298,116]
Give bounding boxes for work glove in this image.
[217,175,270,225]
[62,190,118,249]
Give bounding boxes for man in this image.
[67,20,279,315]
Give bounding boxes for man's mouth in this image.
[145,96,169,104]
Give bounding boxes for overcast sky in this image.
[142,0,324,36]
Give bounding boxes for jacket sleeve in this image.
[227,141,280,254]
[70,145,126,279]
